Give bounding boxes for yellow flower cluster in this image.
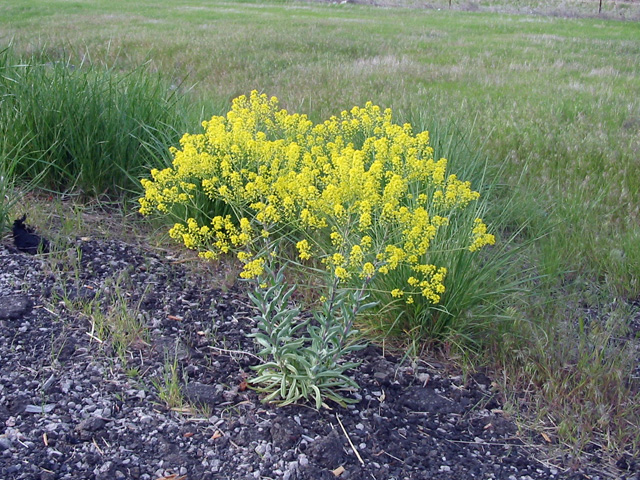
[406,265,448,304]
[140,91,494,304]
[469,218,496,252]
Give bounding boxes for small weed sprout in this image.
[152,354,185,410]
[76,275,149,366]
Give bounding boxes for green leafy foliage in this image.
[248,263,370,409]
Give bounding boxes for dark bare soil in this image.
[0,234,636,480]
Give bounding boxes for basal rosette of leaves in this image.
[246,261,373,409]
[139,91,495,307]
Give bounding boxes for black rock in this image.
[12,214,49,254]
[184,382,222,409]
[76,416,106,432]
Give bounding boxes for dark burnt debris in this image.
[12,214,50,254]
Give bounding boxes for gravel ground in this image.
[0,232,636,480]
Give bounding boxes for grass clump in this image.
[0,45,193,199]
[78,275,149,365]
[0,135,40,234]
[152,354,187,411]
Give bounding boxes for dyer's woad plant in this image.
[140,91,495,407]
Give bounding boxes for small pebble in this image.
[0,437,13,450]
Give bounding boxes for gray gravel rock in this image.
[270,415,304,450]
[0,436,12,451]
[0,294,31,320]
[400,385,464,414]
[184,382,223,409]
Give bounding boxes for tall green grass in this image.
[495,293,640,461]
[3,0,637,297]
[0,45,198,199]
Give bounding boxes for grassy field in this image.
[1,0,639,470]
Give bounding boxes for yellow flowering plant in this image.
[140,92,497,400]
[139,91,493,293]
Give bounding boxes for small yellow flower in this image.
[332,253,345,266]
[330,231,343,247]
[391,289,404,298]
[469,218,496,252]
[334,266,350,280]
[361,262,375,278]
[349,244,364,268]
[296,239,312,260]
[237,251,252,262]
[240,258,265,279]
